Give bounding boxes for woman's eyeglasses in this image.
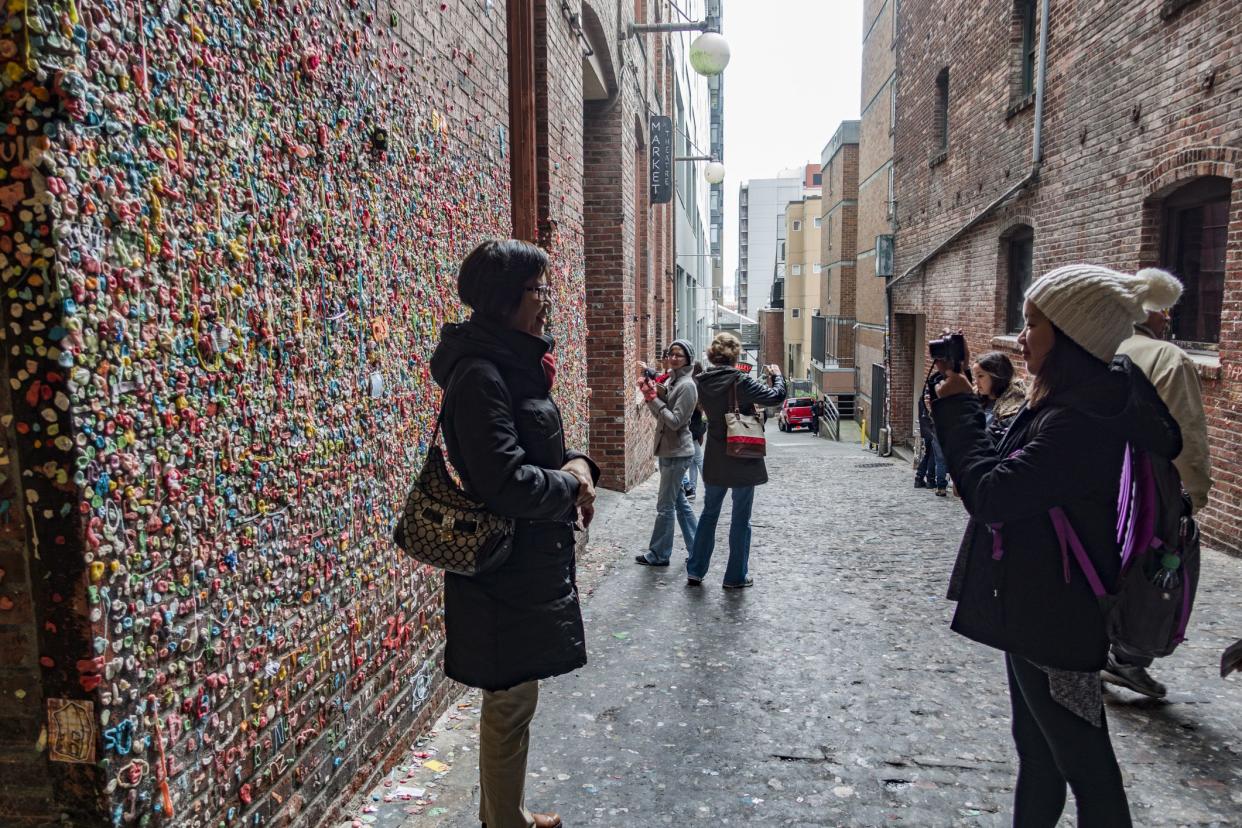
[525,285,552,300]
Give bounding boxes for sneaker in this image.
[1102,657,1167,698]
[634,555,670,567]
[935,488,947,497]
[722,576,754,589]
[914,479,927,489]
[686,576,702,586]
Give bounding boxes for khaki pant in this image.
[478,680,539,828]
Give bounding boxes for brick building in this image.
[889,0,1242,554]
[0,0,705,825]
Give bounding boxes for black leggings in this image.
[1006,654,1132,827]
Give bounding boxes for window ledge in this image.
[1006,93,1035,120]
[1185,351,1221,380]
[991,334,1022,353]
[928,149,948,169]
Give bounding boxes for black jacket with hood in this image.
[429,316,599,691]
[696,365,786,488]
[932,356,1180,671]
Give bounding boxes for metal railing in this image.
[820,395,841,442]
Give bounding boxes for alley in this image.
[349,433,1242,827]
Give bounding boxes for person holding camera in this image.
[635,341,700,567]
[916,368,949,495]
[970,351,1027,448]
[686,332,786,588]
[931,265,1183,826]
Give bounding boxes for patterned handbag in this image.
[724,375,766,458]
[392,377,514,576]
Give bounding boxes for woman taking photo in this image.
[635,340,700,567]
[686,332,786,588]
[429,239,600,828]
[932,265,1182,826]
[969,350,1027,448]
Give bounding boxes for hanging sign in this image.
[650,116,673,205]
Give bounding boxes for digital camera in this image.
[928,333,967,372]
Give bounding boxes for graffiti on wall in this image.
[0,0,589,824]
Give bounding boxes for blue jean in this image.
[686,484,755,585]
[645,456,698,564]
[682,439,704,491]
[917,435,947,488]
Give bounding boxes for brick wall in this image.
[0,0,650,826]
[759,310,786,371]
[891,0,1242,554]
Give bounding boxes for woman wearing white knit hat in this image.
[930,265,1184,826]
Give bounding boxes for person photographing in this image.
[931,265,1183,826]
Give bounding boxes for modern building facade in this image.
[783,197,824,379]
[707,0,726,306]
[737,167,817,318]
[890,0,1242,555]
[672,0,717,358]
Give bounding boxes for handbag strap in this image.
[431,357,481,447]
[730,372,741,414]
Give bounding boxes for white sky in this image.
[721,0,864,300]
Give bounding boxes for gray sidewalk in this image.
[344,433,1242,827]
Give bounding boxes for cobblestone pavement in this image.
[345,432,1242,827]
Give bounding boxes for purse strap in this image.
[730,373,741,414]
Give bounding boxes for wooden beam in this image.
[507,0,538,242]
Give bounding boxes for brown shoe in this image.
[533,814,563,828]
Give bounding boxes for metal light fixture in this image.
[703,161,726,184]
[623,20,731,78]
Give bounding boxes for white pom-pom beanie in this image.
[1025,265,1183,363]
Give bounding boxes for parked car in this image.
[778,397,816,432]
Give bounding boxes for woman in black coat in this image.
[932,265,1181,827]
[685,332,785,588]
[429,240,599,828]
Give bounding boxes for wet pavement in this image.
[342,431,1242,827]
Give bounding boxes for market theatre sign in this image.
[650,115,672,205]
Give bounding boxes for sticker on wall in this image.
[47,698,96,764]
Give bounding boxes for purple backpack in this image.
[1051,443,1200,659]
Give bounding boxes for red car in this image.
[778,397,816,432]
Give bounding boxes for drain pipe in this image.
[880,0,1051,456]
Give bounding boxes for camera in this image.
[928,333,967,372]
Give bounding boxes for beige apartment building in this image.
[816,122,862,410]
[783,196,823,379]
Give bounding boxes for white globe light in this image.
[704,161,726,184]
[689,32,730,77]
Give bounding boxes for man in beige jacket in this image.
[1103,278,1213,699]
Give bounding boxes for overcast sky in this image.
[721,1,864,300]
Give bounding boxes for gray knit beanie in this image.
[668,338,695,364]
[1024,265,1183,363]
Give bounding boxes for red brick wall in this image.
[759,310,786,371]
[891,0,1242,554]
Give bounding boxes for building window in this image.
[1018,0,1038,99]
[792,220,802,231]
[812,173,823,185]
[934,67,950,153]
[792,265,803,276]
[889,81,897,136]
[792,308,801,318]
[1162,176,1232,347]
[1004,225,1035,333]
[813,216,822,227]
[813,263,823,274]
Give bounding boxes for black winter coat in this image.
[429,317,599,691]
[695,366,786,488]
[933,356,1180,671]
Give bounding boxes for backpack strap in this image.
[1049,506,1108,598]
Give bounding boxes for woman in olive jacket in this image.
[685,332,786,588]
[429,240,599,828]
[932,265,1181,827]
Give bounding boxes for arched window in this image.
[1161,176,1232,347]
[1002,224,1035,333]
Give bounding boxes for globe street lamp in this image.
[623,20,731,77]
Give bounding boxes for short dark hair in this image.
[457,239,549,322]
[973,351,1015,399]
[1028,324,1110,410]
